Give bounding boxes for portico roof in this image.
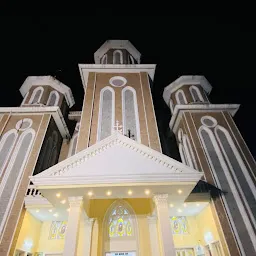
[31,132,202,188]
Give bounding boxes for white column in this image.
[147,215,161,256]
[63,196,83,256]
[84,218,95,256]
[153,194,175,256]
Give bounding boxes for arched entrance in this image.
[103,200,138,256]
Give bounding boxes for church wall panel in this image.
[77,72,96,152]
[58,140,70,162]
[0,114,9,136]
[0,114,51,255]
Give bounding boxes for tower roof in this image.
[94,40,141,64]
[20,76,75,108]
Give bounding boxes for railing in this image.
[26,185,42,197]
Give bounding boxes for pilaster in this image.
[147,215,160,256]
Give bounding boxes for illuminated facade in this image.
[0,40,255,256]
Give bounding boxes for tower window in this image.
[113,50,123,64]
[129,55,135,64]
[122,87,141,142]
[47,90,60,106]
[29,86,44,104]
[101,54,107,64]
[109,76,127,87]
[189,85,204,102]
[175,89,187,105]
[97,87,115,141]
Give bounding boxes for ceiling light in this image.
[177,208,182,213]
[184,203,187,207]
[106,190,112,196]
[48,209,53,212]
[196,203,200,207]
[67,208,70,212]
[144,189,150,195]
[56,193,61,198]
[128,190,133,195]
[87,191,93,197]
[178,189,183,194]
[36,209,39,213]
[169,204,174,208]
[60,199,66,204]
[53,213,58,217]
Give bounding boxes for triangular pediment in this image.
[31,132,202,186]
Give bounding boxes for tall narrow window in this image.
[97,87,115,141]
[47,90,60,106]
[189,85,204,102]
[68,122,80,157]
[183,135,197,169]
[175,89,187,105]
[29,87,44,104]
[0,130,18,176]
[122,87,140,142]
[129,55,135,64]
[101,54,107,64]
[0,129,35,235]
[113,50,123,64]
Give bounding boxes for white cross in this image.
[113,120,123,134]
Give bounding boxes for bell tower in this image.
[77,40,161,153]
[163,76,256,256]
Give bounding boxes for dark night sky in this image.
[0,16,255,159]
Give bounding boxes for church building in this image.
[0,40,255,256]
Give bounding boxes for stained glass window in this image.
[170,216,189,234]
[49,221,67,239]
[108,204,133,237]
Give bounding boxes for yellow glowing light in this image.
[36,209,39,213]
[53,213,58,217]
[87,191,93,197]
[67,208,70,212]
[48,209,53,212]
[144,189,150,195]
[169,204,174,208]
[196,203,200,207]
[128,190,133,195]
[60,199,66,204]
[106,190,112,196]
[56,193,61,198]
[178,189,183,194]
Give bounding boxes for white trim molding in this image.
[175,89,188,105]
[163,76,212,107]
[20,76,75,108]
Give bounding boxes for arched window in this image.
[129,55,135,64]
[97,87,115,141]
[0,129,18,177]
[47,90,60,106]
[68,122,80,157]
[113,50,123,64]
[189,85,204,102]
[183,135,197,169]
[101,54,107,64]
[122,87,141,142]
[103,200,138,254]
[29,87,44,104]
[179,143,188,165]
[175,89,187,105]
[0,128,35,235]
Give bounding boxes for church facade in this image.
[0,40,255,256]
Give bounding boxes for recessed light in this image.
[56,193,61,198]
[106,190,112,196]
[177,208,182,213]
[169,204,174,208]
[60,199,66,204]
[48,209,53,212]
[87,191,93,197]
[36,209,39,213]
[178,189,183,194]
[184,203,187,207]
[128,190,133,195]
[196,203,200,207]
[67,208,70,212]
[53,213,58,217]
[144,189,150,195]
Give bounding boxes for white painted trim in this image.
[169,104,240,133]
[129,55,135,64]
[215,125,256,228]
[68,133,78,157]
[28,86,44,104]
[20,76,75,107]
[0,129,18,177]
[16,118,33,131]
[101,54,107,64]
[183,135,194,169]
[146,74,162,152]
[47,90,60,106]
[183,135,198,170]
[94,40,141,64]
[199,126,256,255]
[179,143,187,165]
[122,86,141,143]
[0,128,36,239]
[68,111,82,120]
[163,75,212,106]
[201,116,218,128]
[175,89,188,105]
[139,73,150,147]
[189,85,204,102]
[20,92,29,106]
[78,64,156,90]
[170,99,174,113]
[97,86,115,142]
[113,50,123,64]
